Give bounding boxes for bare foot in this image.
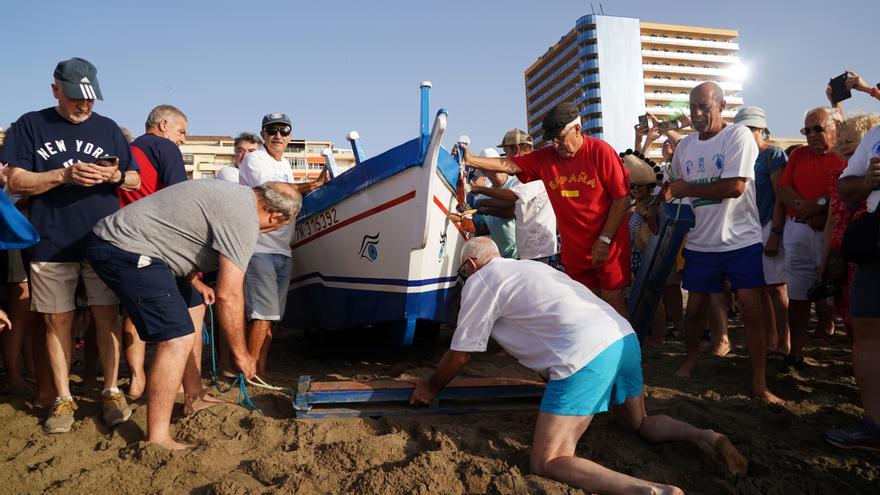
[674,360,697,380]
[183,391,232,416]
[128,375,145,400]
[753,389,785,406]
[644,333,665,348]
[710,435,748,476]
[711,340,731,357]
[148,438,194,450]
[635,484,683,495]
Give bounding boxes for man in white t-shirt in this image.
[826,123,880,451]
[668,82,783,405]
[410,237,746,494]
[238,113,327,377]
[216,132,261,182]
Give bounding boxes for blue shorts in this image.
[540,333,643,416]
[682,243,766,293]
[244,252,292,321]
[86,234,201,342]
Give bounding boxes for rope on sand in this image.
[232,372,264,415]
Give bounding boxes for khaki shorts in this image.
[7,250,28,283]
[29,261,118,313]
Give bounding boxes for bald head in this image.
[689,81,727,138]
[460,237,500,265]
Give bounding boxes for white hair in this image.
[460,237,500,265]
[805,106,843,124]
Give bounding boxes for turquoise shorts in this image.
[540,333,643,416]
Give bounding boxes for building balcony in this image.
[579,58,599,72]
[528,71,581,111]
[582,118,603,130]
[646,106,739,118]
[527,56,579,98]
[575,15,596,29]
[639,35,739,51]
[577,44,598,58]
[645,92,743,105]
[643,64,733,77]
[643,78,742,91]
[642,50,741,64]
[528,85,581,129]
[526,42,579,86]
[581,103,602,116]
[575,88,602,105]
[577,29,597,44]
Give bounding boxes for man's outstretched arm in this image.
[409,350,471,405]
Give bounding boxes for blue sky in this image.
[1,0,876,154]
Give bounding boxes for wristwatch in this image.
[816,197,828,207]
[112,169,126,187]
[598,235,612,245]
[771,226,783,235]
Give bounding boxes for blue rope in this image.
[232,373,263,415]
[205,304,231,393]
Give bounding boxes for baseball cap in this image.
[53,57,102,100]
[542,102,580,142]
[733,106,768,130]
[262,113,292,128]
[479,148,500,159]
[497,128,533,148]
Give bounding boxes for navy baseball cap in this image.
[262,113,292,128]
[53,57,102,100]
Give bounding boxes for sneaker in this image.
[43,398,77,434]
[102,391,132,427]
[825,418,880,452]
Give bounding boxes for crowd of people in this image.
[1,56,879,493]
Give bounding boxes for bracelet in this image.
[113,170,126,187]
[598,235,612,244]
[771,226,783,235]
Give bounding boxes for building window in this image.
[200,173,214,179]
[183,154,194,165]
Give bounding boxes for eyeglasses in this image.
[551,126,574,144]
[457,259,474,279]
[263,127,291,137]
[800,125,829,136]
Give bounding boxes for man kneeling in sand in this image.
[411,237,747,494]
[86,180,301,449]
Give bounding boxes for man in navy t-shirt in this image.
[118,104,188,205]
[0,57,141,435]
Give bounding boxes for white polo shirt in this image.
[239,146,295,256]
[451,258,634,380]
[509,180,558,260]
[841,124,880,213]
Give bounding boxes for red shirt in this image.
[512,136,630,270]
[779,146,846,218]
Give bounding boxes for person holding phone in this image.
[0,57,141,434]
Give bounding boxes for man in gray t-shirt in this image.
[86,179,302,450]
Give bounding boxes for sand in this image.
[1,323,878,495]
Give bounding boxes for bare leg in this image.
[708,292,730,357]
[852,318,880,422]
[2,283,32,389]
[736,288,784,404]
[44,312,75,398]
[816,299,834,338]
[663,283,684,333]
[80,317,98,389]
[90,305,121,390]
[788,299,811,361]
[248,320,272,378]
[645,303,666,347]
[761,289,779,351]
[122,317,146,398]
[675,291,709,379]
[767,284,790,354]
[612,395,748,476]
[600,288,629,319]
[530,412,683,494]
[147,332,195,450]
[182,305,228,415]
[31,318,55,407]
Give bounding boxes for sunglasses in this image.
[630,183,656,190]
[800,125,828,136]
[457,258,474,279]
[264,127,292,137]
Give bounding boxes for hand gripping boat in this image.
[285,82,469,345]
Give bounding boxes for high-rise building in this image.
[179,136,355,180]
[525,14,746,156]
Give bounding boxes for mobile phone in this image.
[829,72,852,104]
[95,155,118,166]
[638,114,649,128]
[658,119,679,132]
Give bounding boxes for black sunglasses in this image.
[264,127,291,137]
[800,125,827,136]
[457,259,473,279]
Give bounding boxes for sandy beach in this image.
[1,320,878,495]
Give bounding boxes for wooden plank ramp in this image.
[294,375,546,419]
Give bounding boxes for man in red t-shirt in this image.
[777,106,845,369]
[461,103,631,316]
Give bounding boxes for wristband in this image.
[771,226,783,235]
[112,169,126,187]
[598,235,612,244]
